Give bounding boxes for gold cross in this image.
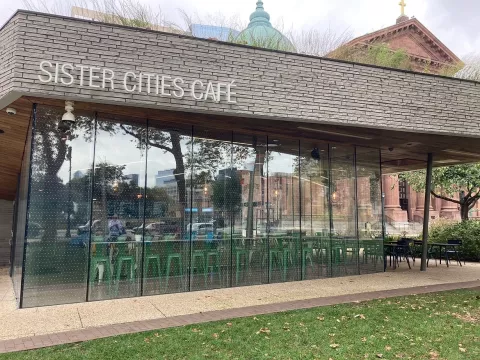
[399,0,407,16]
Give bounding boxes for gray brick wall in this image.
[2,11,480,138]
[0,15,20,101]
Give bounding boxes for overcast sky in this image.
[0,0,478,58]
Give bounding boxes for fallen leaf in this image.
[317,316,325,321]
[226,322,232,326]
[212,333,219,339]
[459,347,467,353]
[376,354,383,358]
[361,337,367,342]
[330,344,340,349]
[144,338,150,343]
[256,327,271,335]
[354,314,366,320]
[385,346,392,351]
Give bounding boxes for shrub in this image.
[429,220,480,262]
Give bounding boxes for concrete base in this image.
[385,207,408,223]
[414,210,439,222]
[440,209,461,221]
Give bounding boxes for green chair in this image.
[143,237,161,291]
[165,240,184,291]
[191,240,206,285]
[114,242,136,296]
[301,240,315,279]
[89,236,111,288]
[205,241,221,286]
[234,239,249,285]
[269,237,293,282]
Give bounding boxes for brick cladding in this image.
[1,11,480,138]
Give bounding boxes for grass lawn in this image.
[2,289,479,360]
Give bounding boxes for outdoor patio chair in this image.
[446,239,464,266]
[394,238,413,269]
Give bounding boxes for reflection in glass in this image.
[231,134,268,286]
[22,106,95,307]
[356,147,383,274]
[88,117,147,301]
[190,129,233,290]
[143,124,191,295]
[15,104,387,307]
[267,139,300,283]
[329,145,358,277]
[299,143,329,280]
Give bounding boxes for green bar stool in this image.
[301,241,314,279]
[89,236,111,289]
[143,237,161,291]
[205,240,221,286]
[165,240,184,291]
[268,238,282,282]
[234,239,249,285]
[114,241,136,296]
[191,240,206,286]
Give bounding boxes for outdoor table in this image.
[384,243,411,270]
[428,243,462,267]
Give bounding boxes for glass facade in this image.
[12,104,384,308]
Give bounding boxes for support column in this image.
[421,153,433,272]
[382,174,407,222]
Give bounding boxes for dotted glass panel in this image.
[22,105,95,307]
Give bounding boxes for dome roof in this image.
[455,63,480,81]
[236,1,296,52]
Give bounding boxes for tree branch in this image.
[120,124,173,153]
[431,190,460,204]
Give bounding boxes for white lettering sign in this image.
[38,61,237,104]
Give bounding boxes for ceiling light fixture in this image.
[297,126,373,140]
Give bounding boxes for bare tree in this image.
[288,27,353,57]
[22,0,180,31]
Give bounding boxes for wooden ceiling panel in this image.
[0,97,33,200]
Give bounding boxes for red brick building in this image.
[344,8,479,224]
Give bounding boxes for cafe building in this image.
[0,9,479,308]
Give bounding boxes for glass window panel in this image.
[189,127,233,291]
[143,122,191,295]
[267,138,300,283]
[12,108,33,305]
[88,116,147,301]
[231,133,268,286]
[22,105,95,307]
[299,142,329,280]
[356,147,383,274]
[329,145,358,277]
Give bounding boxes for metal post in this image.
[420,153,433,271]
[65,146,72,238]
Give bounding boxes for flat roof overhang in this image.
[1,95,479,200]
